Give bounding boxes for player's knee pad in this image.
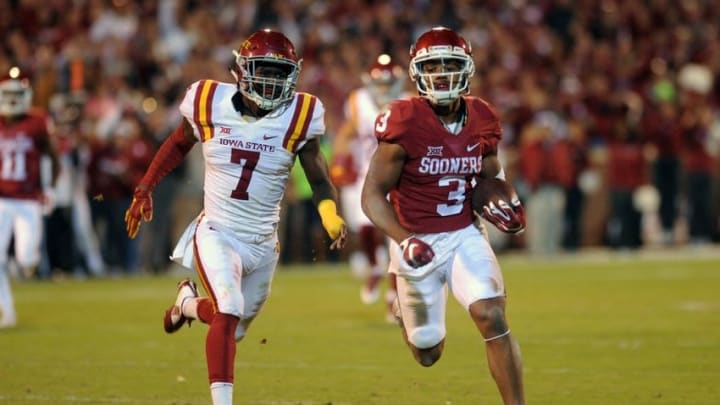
[407,325,444,349]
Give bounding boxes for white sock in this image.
[210,382,233,405]
[181,297,198,320]
[0,265,16,320]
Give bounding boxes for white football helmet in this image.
[0,67,32,117]
[361,54,405,107]
[409,27,475,106]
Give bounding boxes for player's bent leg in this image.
[409,338,445,367]
[163,278,199,333]
[234,252,276,341]
[395,267,448,366]
[469,297,525,405]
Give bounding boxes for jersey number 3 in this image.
[229,149,260,200]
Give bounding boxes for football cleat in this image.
[163,278,199,334]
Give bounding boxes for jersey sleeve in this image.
[474,98,503,153]
[374,99,413,144]
[178,80,218,142]
[305,95,326,141]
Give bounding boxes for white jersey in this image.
[345,87,381,179]
[179,80,325,237]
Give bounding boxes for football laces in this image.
[485,200,511,221]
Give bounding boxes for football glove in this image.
[317,199,347,248]
[480,197,526,234]
[125,186,153,239]
[399,236,435,268]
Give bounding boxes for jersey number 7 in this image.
[229,148,260,200]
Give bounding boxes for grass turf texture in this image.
[1,253,718,404]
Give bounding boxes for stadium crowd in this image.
[1,0,719,277]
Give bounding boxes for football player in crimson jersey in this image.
[123,29,347,405]
[330,54,407,322]
[361,27,525,404]
[0,67,59,328]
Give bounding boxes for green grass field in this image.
[1,251,719,405]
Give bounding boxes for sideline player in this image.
[0,67,59,328]
[124,29,347,405]
[361,27,526,404]
[330,54,406,321]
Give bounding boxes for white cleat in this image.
[163,278,199,333]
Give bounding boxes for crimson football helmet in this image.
[409,27,475,106]
[0,67,32,117]
[361,54,405,107]
[231,29,301,111]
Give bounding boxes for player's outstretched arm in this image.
[298,138,348,249]
[125,119,197,239]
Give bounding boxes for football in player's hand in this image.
[472,178,526,234]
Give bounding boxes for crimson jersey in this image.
[0,111,49,200]
[375,96,501,234]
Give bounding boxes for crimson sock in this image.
[197,298,216,324]
[206,313,239,384]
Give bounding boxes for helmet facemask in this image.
[362,55,405,107]
[410,53,474,106]
[232,51,301,111]
[0,78,32,117]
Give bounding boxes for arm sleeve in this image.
[137,122,196,190]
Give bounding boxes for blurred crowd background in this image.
[2,0,719,278]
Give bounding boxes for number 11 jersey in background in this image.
[0,111,48,200]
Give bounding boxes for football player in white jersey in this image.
[124,29,347,405]
[0,67,59,328]
[330,54,406,322]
